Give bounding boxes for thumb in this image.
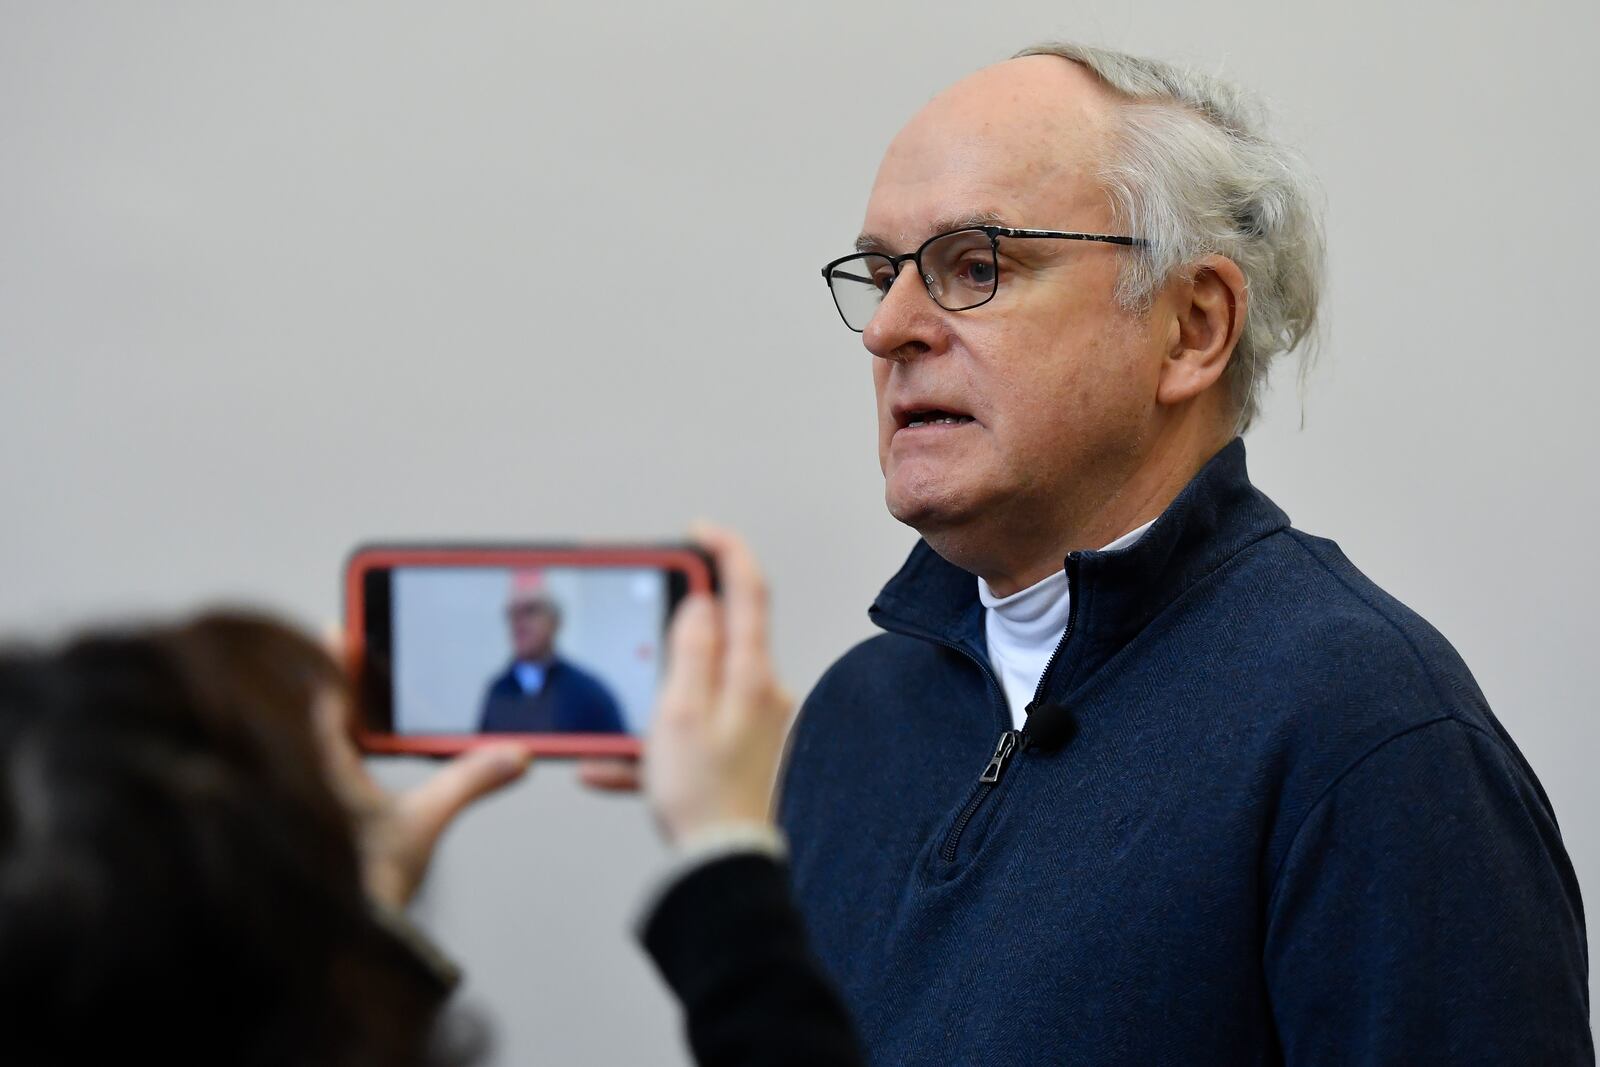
[401,744,531,848]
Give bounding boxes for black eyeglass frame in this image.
[820,225,1150,332]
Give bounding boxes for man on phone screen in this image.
[479,573,625,734]
[777,41,1592,1066]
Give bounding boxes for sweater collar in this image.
[868,438,1290,697]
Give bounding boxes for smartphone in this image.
[344,544,715,757]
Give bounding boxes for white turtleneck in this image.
[978,520,1156,729]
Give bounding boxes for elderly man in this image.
[479,574,625,734]
[779,43,1592,1064]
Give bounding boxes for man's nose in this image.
[862,263,941,363]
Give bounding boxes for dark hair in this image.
[0,611,476,1066]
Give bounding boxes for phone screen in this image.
[349,547,708,754]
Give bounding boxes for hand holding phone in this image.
[343,531,792,844]
[645,525,795,843]
[312,688,531,909]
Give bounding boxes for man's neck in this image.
[970,432,1231,598]
[976,514,1153,598]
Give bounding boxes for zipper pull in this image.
[979,729,1021,784]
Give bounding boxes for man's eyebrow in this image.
[854,210,1009,254]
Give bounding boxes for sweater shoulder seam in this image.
[1265,714,1504,907]
[1281,529,1459,713]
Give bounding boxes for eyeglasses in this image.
[821,225,1148,333]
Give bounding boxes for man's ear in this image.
[1157,254,1248,407]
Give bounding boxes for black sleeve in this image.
[639,853,868,1067]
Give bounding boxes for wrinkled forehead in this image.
[859,57,1119,253]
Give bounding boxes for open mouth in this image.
[901,408,976,429]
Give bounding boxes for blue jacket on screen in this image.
[478,657,626,733]
[779,439,1591,1066]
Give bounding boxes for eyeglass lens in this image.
[825,228,997,331]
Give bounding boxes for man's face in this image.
[508,599,558,662]
[859,58,1165,552]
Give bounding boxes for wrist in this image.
[674,819,784,860]
[633,821,788,941]
[363,855,421,913]
[664,799,775,847]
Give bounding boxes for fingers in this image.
[311,689,359,764]
[319,622,347,663]
[657,593,720,722]
[578,758,644,792]
[693,523,767,648]
[689,523,772,701]
[401,743,531,848]
[311,689,384,810]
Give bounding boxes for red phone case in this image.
[344,544,713,757]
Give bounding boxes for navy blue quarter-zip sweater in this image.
[779,439,1591,1065]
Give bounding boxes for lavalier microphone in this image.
[1022,701,1077,752]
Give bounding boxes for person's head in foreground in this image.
[823,43,1320,590]
[0,615,478,1067]
[0,526,811,1067]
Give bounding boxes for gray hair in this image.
[1016,42,1325,431]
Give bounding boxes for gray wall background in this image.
[2,1,1594,1062]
